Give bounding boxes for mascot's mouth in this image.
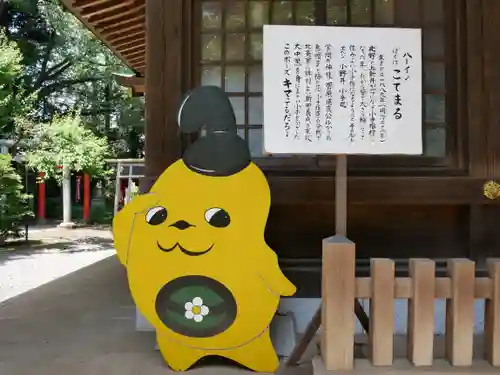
[157,242,214,256]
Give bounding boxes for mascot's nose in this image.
[170,220,193,230]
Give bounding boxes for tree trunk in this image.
[0,0,7,28]
[59,166,75,229]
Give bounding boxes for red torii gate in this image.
[37,171,92,222]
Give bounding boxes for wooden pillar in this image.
[37,172,46,221]
[321,236,356,371]
[83,173,91,221]
[143,0,183,192]
[480,0,500,259]
[467,0,489,256]
[483,0,500,179]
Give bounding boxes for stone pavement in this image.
[0,227,116,303]
[0,250,310,375]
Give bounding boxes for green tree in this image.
[0,29,23,130]
[0,29,22,83]
[2,0,145,157]
[25,113,109,180]
[0,28,38,157]
[0,154,32,241]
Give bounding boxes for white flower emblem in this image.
[185,297,209,323]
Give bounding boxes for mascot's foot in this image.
[222,330,279,373]
[157,330,279,373]
[157,333,203,371]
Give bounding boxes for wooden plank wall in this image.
[267,205,468,259]
[476,0,500,259]
[265,0,500,262]
[141,0,500,270]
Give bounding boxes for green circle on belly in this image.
[155,275,237,338]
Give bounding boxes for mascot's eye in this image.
[146,206,168,225]
[204,208,230,228]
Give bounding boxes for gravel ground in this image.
[0,227,116,304]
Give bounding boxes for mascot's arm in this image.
[112,193,159,266]
[258,246,297,297]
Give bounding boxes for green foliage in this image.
[1,0,145,160]
[88,204,113,225]
[25,114,110,181]
[0,29,24,132]
[0,154,33,239]
[0,30,22,82]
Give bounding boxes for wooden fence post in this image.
[485,259,500,366]
[407,259,435,366]
[321,236,356,371]
[445,259,475,366]
[370,258,395,366]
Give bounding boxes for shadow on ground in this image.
[0,236,115,266]
[1,256,305,375]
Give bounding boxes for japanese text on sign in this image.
[264,25,422,155]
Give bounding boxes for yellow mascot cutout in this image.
[112,86,296,372]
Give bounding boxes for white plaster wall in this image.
[277,298,486,334]
[137,297,487,334]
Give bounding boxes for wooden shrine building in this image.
[61,0,500,291]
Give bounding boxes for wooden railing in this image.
[321,236,500,371]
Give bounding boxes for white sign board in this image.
[263,25,422,155]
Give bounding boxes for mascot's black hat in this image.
[176,86,251,177]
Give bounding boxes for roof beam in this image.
[101,17,144,35]
[121,47,144,58]
[93,8,145,29]
[128,55,145,63]
[60,0,138,72]
[108,30,144,44]
[103,21,143,38]
[117,40,146,53]
[72,0,105,9]
[128,58,145,68]
[61,0,149,72]
[123,49,144,60]
[116,39,145,50]
[80,0,135,18]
